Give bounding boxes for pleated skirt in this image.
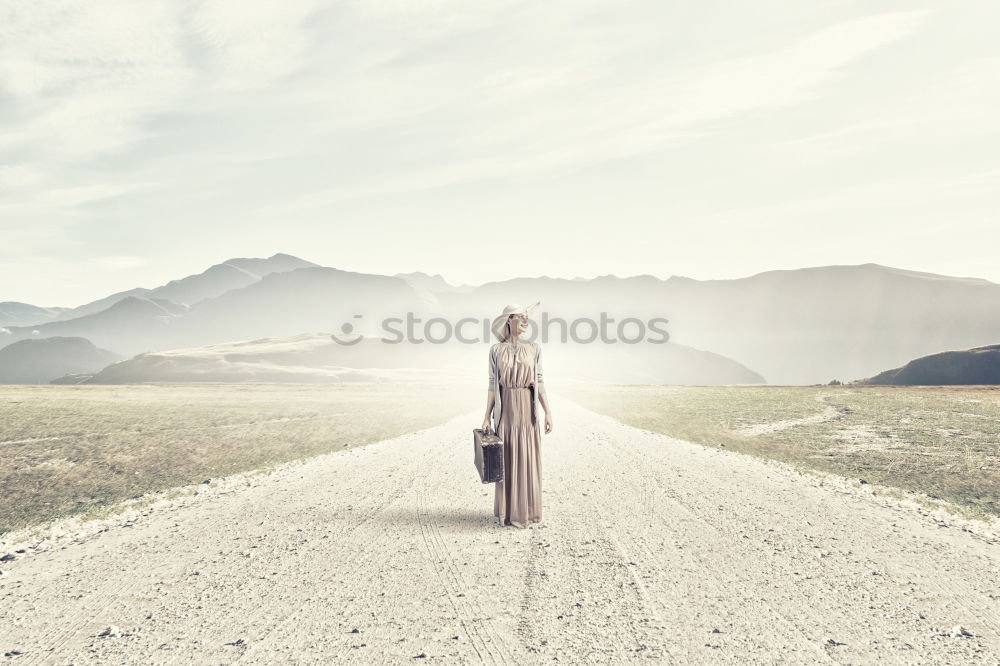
[494,385,542,528]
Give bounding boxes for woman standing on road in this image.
[482,302,553,528]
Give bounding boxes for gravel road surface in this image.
[2,394,998,664]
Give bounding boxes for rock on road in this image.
[2,395,999,664]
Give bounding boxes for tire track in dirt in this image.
[226,490,412,664]
[228,432,513,665]
[595,523,680,662]
[582,466,728,662]
[515,536,545,655]
[415,486,513,666]
[219,436,462,664]
[514,428,676,662]
[735,393,847,437]
[610,442,898,663]
[585,400,997,664]
[597,427,842,664]
[559,426,820,663]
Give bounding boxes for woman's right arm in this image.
[482,345,496,431]
[483,393,495,432]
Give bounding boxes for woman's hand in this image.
[544,412,553,434]
[481,417,492,433]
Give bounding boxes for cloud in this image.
[0,1,194,163]
[185,0,324,92]
[777,55,1000,160]
[0,0,324,190]
[629,10,929,128]
[259,9,932,212]
[0,0,326,265]
[0,5,933,198]
[0,164,45,190]
[693,167,1000,230]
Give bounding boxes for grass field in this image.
[563,384,1000,521]
[0,382,479,534]
[6,382,998,534]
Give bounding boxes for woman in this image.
[481,302,554,528]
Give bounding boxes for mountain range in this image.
[3,254,999,385]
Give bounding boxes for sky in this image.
[1,0,999,307]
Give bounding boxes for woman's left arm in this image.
[536,344,553,434]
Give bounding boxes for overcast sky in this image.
[2,0,999,306]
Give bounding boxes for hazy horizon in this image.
[3,1,999,305]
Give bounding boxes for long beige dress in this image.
[493,341,542,528]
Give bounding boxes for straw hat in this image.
[490,301,540,341]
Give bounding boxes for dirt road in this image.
[2,395,998,664]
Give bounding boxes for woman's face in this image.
[509,314,529,337]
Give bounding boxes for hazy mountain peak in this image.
[0,302,70,327]
[38,253,320,323]
[0,301,60,313]
[745,263,996,286]
[108,295,184,316]
[395,271,475,293]
[210,262,258,278]
[867,263,996,285]
[395,270,449,282]
[397,270,443,278]
[220,253,318,277]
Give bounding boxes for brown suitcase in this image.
[472,427,504,484]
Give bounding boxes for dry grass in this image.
[563,384,1000,522]
[0,382,479,534]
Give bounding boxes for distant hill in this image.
[0,337,121,384]
[0,302,69,328]
[76,334,763,386]
[855,344,1000,385]
[81,334,474,384]
[4,296,187,356]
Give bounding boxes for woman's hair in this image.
[502,314,527,342]
[501,316,514,342]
